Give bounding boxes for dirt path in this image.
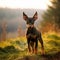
[17,52,60,60]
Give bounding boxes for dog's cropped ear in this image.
[33,12,38,20]
[23,12,28,20]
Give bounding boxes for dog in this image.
[23,12,45,54]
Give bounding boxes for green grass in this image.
[47,34,60,40]
[0,33,60,60]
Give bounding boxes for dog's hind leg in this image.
[38,34,45,55]
[35,40,38,54]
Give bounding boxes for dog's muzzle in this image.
[26,24,34,28]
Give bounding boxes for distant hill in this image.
[0,8,44,38]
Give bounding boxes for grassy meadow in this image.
[0,32,60,60]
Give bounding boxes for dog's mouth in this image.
[26,24,34,28]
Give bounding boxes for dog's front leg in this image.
[26,35,31,53]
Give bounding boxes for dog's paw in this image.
[41,49,45,55]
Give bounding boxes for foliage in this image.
[0,33,60,60]
[40,0,60,32]
[0,46,19,54]
[47,34,60,40]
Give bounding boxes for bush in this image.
[47,34,60,40]
[0,46,20,54]
[48,41,58,46]
[0,48,7,54]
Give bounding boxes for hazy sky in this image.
[0,0,51,9]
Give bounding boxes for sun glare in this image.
[0,0,51,9]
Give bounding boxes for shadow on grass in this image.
[20,52,60,60]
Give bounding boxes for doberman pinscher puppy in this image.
[23,12,45,54]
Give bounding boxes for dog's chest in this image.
[26,27,38,39]
[27,27,36,35]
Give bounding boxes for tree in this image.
[17,26,21,37]
[1,21,7,41]
[41,0,60,32]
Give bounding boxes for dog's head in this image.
[23,12,38,28]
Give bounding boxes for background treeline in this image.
[40,0,60,33]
